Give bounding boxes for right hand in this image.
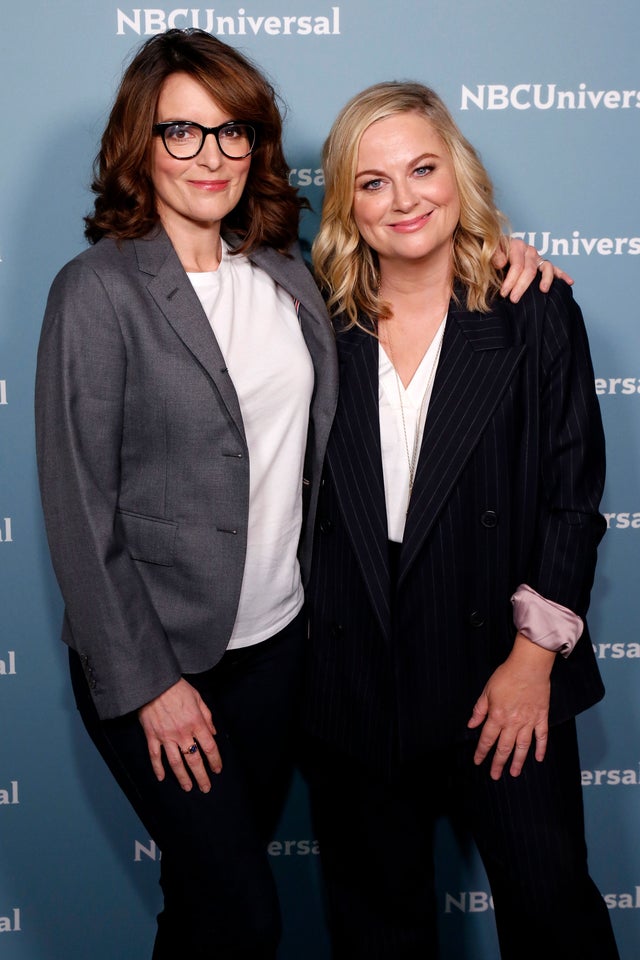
[138,678,222,792]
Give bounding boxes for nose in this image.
[391,179,418,212]
[197,132,224,169]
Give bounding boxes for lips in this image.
[388,211,434,232]
[188,180,230,191]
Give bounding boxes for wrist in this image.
[509,631,557,674]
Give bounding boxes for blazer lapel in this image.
[247,243,327,321]
[400,299,526,578]
[327,325,391,641]
[136,230,247,444]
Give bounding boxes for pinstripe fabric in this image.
[304,279,606,773]
[305,719,618,959]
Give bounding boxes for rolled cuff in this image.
[511,584,583,658]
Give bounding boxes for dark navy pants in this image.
[304,719,619,960]
[70,610,306,959]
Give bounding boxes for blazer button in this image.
[480,510,498,528]
[469,611,485,628]
[319,518,333,534]
[330,623,344,639]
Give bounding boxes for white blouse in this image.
[379,317,446,543]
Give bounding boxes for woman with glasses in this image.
[35,28,338,959]
[36,28,564,960]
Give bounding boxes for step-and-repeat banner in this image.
[1,1,638,957]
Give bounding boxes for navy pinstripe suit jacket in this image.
[304,280,606,773]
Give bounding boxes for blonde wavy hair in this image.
[312,81,509,329]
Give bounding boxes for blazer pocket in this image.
[115,509,177,566]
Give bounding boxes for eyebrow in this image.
[355,153,440,179]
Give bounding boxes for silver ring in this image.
[536,257,546,269]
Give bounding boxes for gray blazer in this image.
[36,227,338,719]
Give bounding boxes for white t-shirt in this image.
[188,240,314,648]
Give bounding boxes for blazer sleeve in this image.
[35,259,182,718]
[523,280,606,619]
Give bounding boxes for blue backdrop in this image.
[1,1,638,957]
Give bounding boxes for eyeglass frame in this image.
[152,120,257,160]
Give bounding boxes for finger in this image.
[493,246,508,269]
[197,734,223,776]
[503,264,537,304]
[147,738,166,782]
[195,699,217,737]
[186,728,223,778]
[537,259,555,292]
[179,743,212,793]
[552,265,574,285]
[165,743,195,791]
[534,725,549,763]
[508,737,533,778]
[467,693,489,729]
[489,734,518,781]
[473,719,501,765]
[499,263,522,300]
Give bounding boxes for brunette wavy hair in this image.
[312,81,508,328]
[85,29,305,253]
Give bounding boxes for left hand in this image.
[495,238,574,303]
[467,632,556,780]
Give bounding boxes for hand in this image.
[495,238,575,303]
[467,633,556,780]
[138,678,222,792]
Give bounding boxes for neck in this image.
[379,257,452,316]
[159,213,224,272]
[378,258,452,389]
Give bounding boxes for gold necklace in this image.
[384,319,446,514]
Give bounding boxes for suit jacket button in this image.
[330,623,344,639]
[480,510,498,528]
[319,519,333,534]
[469,611,485,628]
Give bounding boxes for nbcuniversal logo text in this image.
[134,836,319,861]
[0,651,16,675]
[0,909,21,933]
[461,83,640,111]
[582,766,640,787]
[511,230,640,259]
[595,379,640,396]
[602,513,640,529]
[444,888,640,912]
[116,6,341,36]
[0,781,19,806]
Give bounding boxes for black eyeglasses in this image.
[153,120,257,160]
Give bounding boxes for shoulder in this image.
[48,237,137,296]
[43,237,148,341]
[509,277,580,321]
[500,278,584,346]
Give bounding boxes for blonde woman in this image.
[304,82,618,960]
